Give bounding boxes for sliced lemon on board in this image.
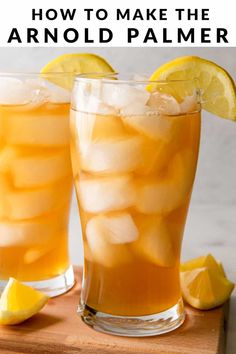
[41,53,115,90]
[0,278,48,325]
[149,56,236,120]
[181,267,234,310]
[181,253,225,277]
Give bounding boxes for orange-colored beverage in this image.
[71,109,200,315]
[0,75,74,296]
[71,75,201,335]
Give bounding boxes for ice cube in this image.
[90,113,127,139]
[136,149,195,214]
[180,95,198,114]
[73,111,126,147]
[87,213,138,244]
[86,215,133,267]
[0,175,12,218]
[77,175,135,213]
[102,84,150,111]
[148,91,181,115]
[0,147,19,172]
[73,80,117,114]
[71,112,130,177]
[79,95,118,115]
[24,78,49,108]
[0,210,67,247]
[0,222,51,247]
[49,86,70,103]
[24,247,54,264]
[122,113,177,142]
[0,78,32,105]
[11,150,72,188]
[96,102,118,115]
[80,136,143,174]
[6,178,72,220]
[132,216,175,267]
[74,79,119,115]
[120,101,150,116]
[5,113,69,146]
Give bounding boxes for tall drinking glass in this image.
[0,73,74,296]
[70,74,201,336]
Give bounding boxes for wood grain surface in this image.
[0,267,227,354]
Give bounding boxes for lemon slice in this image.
[41,53,115,90]
[181,253,225,277]
[149,56,236,120]
[181,267,234,310]
[0,278,48,325]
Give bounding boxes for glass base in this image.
[0,265,74,297]
[78,298,185,337]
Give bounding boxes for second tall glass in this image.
[0,73,74,296]
[70,74,201,336]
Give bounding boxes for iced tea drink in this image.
[0,74,74,296]
[71,75,201,335]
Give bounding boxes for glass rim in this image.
[75,72,199,86]
[0,72,199,86]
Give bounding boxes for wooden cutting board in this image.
[0,267,227,354]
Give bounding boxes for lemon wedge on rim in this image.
[41,53,115,90]
[0,278,48,325]
[149,56,236,120]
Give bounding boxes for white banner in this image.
[0,0,234,47]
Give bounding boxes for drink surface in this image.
[71,84,201,316]
[0,100,72,281]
